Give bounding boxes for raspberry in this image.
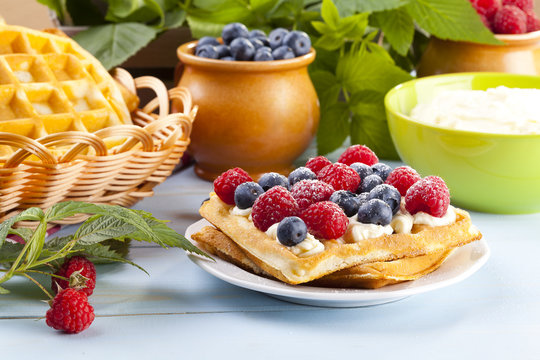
[471,0,501,19]
[385,166,422,196]
[526,10,540,31]
[337,145,378,166]
[213,167,253,205]
[301,201,348,240]
[493,5,527,34]
[502,0,533,11]
[305,156,332,175]
[46,288,95,333]
[405,176,450,218]
[317,163,361,192]
[52,256,96,296]
[252,186,299,231]
[290,179,334,211]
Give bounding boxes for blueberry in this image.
[222,22,249,45]
[221,56,235,61]
[359,174,383,193]
[282,30,311,56]
[258,172,289,191]
[357,199,393,226]
[269,28,289,49]
[329,190,360,217]
[249,29,267,41]
[249,38,265,50]
[197,36,220,49]
[272,46,295,60]
[254,47,273,61]
[371,163,392,181]
[234,182,264,209]
[195,44,219,59]
[367,184,401,215]
[350,162,373,180]
[357,192,369,206]
[229,37,255,61]
[288,167,316,186]
[216,44,231,58]
[277,216,307,246]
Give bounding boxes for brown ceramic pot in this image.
[175,41,319,181]
[417,31,540,76]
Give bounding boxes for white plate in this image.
[186,219,490,308]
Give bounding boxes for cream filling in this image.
[345,216,393,243]
[413,206,456,226]
[265,223,325,258]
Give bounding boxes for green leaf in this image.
[65,0,104,26]
[73,23,158,70]
[371,8,414,56]
[45,201,106,222]
[335,0,409,16]
[37,0,66,23]
[76,242,148,274]
[315,33,344,51]
[321,0,340,29]
[74,215,137,246]
[0,286,9,294]
[0,208,44,249]
[350,113,399,159]
[25,223,47,266]
[8,228,33,243]
[317,103,350,155]
[309,70,341,109]
[406,0,501,45]
[163,7,186,29]
[250,0,280,14]
[105,0,165,26]
[0,242,25,263]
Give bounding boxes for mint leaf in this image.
[317,103,350,155]
[73,23,158,69]
[406,0,501,45]
[371,8,415,56]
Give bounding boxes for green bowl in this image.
[385,72,540,214]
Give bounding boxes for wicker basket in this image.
[0,68,196,226]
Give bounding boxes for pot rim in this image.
[495,30,540,45]
[177,40,316,72]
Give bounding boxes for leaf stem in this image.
[21,273,53,300]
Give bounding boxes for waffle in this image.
[192,225,453,288]
[199,193,482,285]
[0,23,133,158]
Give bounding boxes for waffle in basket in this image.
[194,146,482,288]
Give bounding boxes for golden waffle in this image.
[199,193,482,285]
[0,23,132,158]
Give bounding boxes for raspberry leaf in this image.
[370,8,415,56]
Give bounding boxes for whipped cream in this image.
[230,206,252,217]
[413,205,456,226]
[391,209,414,234]
[410,86,540,134]
[345,216,393,243]
[265,223,325,257]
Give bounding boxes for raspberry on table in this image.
[52,256,96,296]
[385,166,422,196]
[493,5,527,34]
[502,0,533,11]
[213,167,253,205]
[405,176,450,218]
[301,201,348,240]
[252,186,299,231]
[46,288,95,334]
[337,145,378,166]
[290,179,334,211]
[305,156,332,175]
[317,163,361,192]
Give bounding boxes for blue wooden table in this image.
[2,166,540,359]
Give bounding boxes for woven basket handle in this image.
[37,132,108,163]
[94,125,154,153]
[2,133,56,168]
[135,77,170,118]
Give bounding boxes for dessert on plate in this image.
[195,145,482,288]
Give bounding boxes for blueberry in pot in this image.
[357,199,393,226]
[359,174,383,193]
[371,163,392,181]
[367,184,401,215]
[258,172,289,191]
[330,190,360,217]
[288,167,316,186]
[195,45,219,59]
[350,162,373,180]
[248,30,269,46]
[222,22,249,45]
[277,216,308,246]
[272,46,295,60]
[249,38,265,50]
[282,31,311,56]
[254,47,273,61]
[221,56,234,61]
[216,44,231,58]
[197,36,220,49]
[230,37,255,61]
[234,182,264,209]
[269,28,289,49]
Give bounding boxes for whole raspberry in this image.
[305,156,332,175]
[52,256,96,296]
[301,201,348,240]
[385,166,422,196]
[405,176,450,218]
[493,5,527,34]
[317,163,361,192]
[46,288,95,334]
[502,0,533,11]
[213,167,253,205]
[526,10,540,31]
[290,179,334,211]
[337,145,378,166]
[471,0,501,19]
[252,186,299,231]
